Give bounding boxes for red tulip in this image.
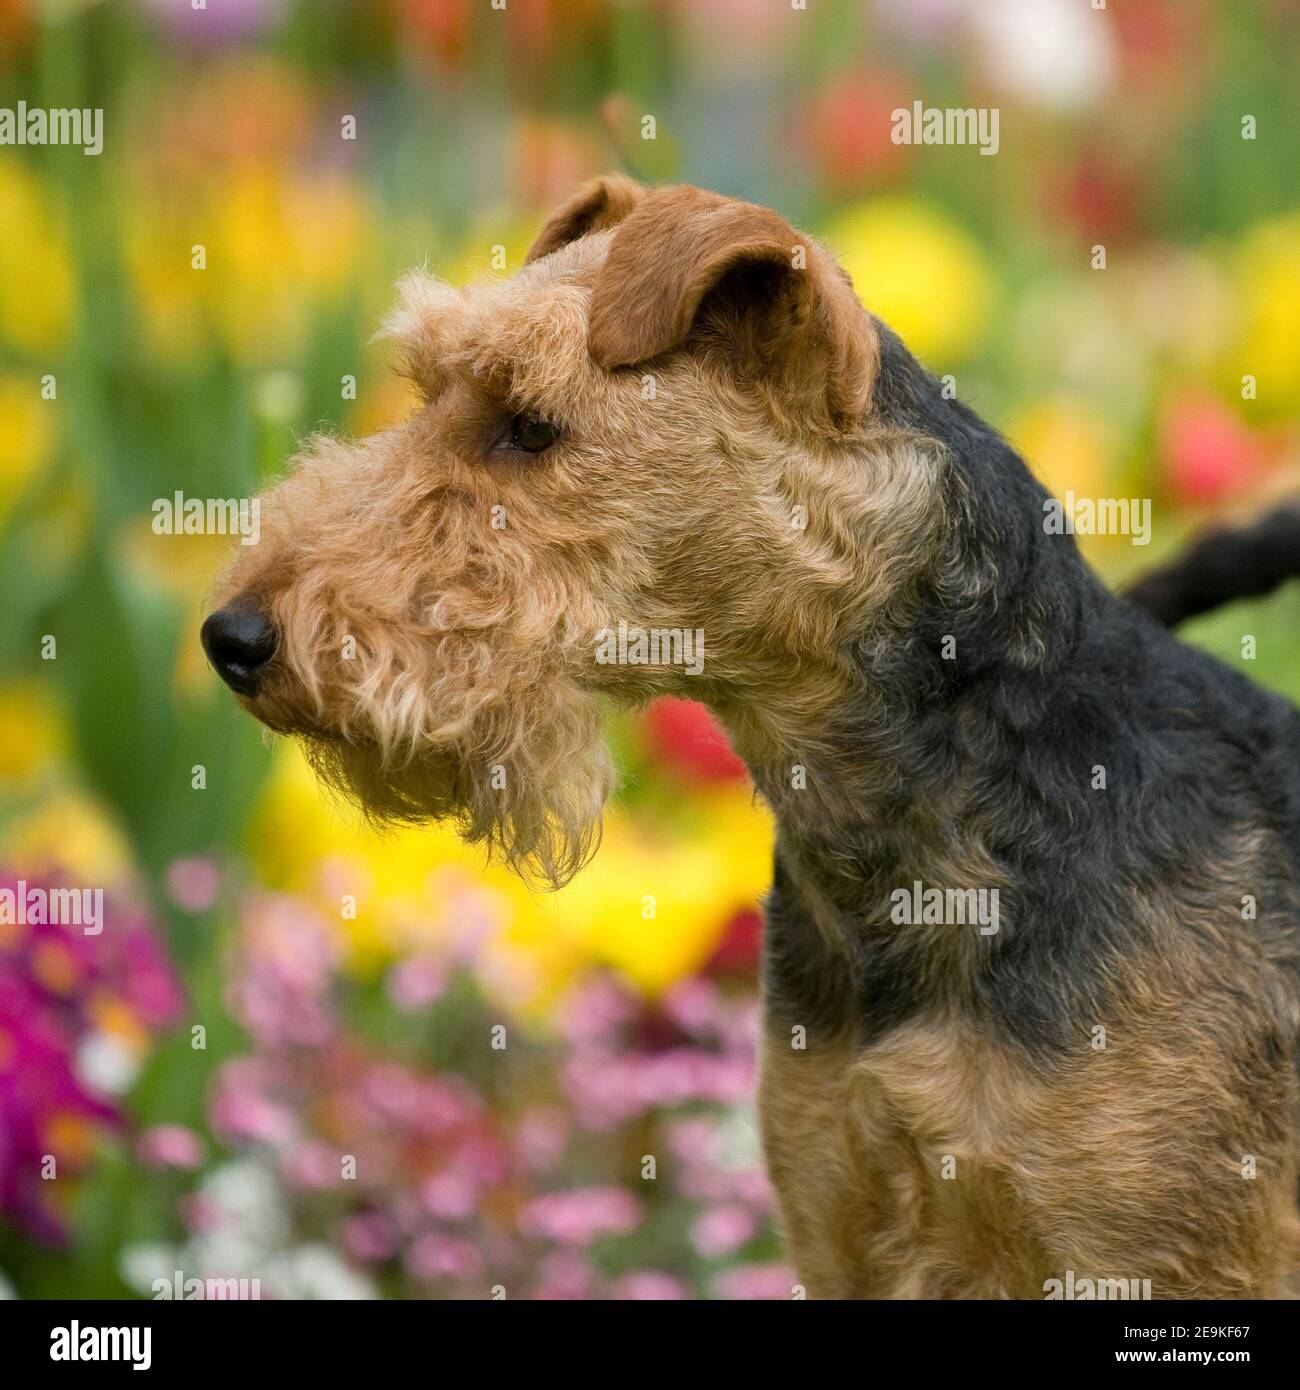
[706,908,763,978]
[643,698,747,783]
[801,70,911,191]
[1159,395,1263,507]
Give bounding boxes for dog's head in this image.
[203,176,943,883]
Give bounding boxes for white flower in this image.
[969,0,1115,110]
[261,1244,378,1300]
[75,1033,139,1095]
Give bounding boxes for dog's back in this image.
[760,323,1300,1298]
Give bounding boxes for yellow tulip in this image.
[822,197,996,365]
[1230,212,1300,414]
[1005,396,1124,570]
[0,680,66,788]
[2,790,134,883]
[1006,396,1112,503]
[249,743,774,1011]
[0,373,57,530]
[0,156,75,354]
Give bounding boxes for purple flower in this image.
[135,0,288,46]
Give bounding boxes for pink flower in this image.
[137,1124,205,1171]
[280,1139,343,1191]
[564,1048,753,1129]
[386,954,448,1012]
[690,1204,756,1259]
[404,1231,483,1285]
[209,1059,298,1146]
[515,1106,569,1173]
[137,0,289,46]
[661,978,727,1039]
[224,895,338,1049]
[558,973,638,1046]
[713,1262,799,1301]
[531,1249,595,1301]
[611,1270,690,1301]
[419,1170,476,1221]
[520,1186,642,1247]
[165,856,221,914]
[339,1211,399,1263]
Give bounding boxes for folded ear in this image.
[525,174,648,263]
[587,185,878,428]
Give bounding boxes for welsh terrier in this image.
[203,176,1300,1299]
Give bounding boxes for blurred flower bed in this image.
[1,0,1298,1298]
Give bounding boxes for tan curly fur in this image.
[212,176,934,888]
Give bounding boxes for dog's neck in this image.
[723,324,1114,923]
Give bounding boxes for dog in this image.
[202,175,1300,1298]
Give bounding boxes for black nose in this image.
[201,604,277,695]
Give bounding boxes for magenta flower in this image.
[0,870,182,1242]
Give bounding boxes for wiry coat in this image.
[207,176,1300,1298]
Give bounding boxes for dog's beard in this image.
[285,658,613,890]
[302,707,611,888]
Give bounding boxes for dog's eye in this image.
[508,414,558,453]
